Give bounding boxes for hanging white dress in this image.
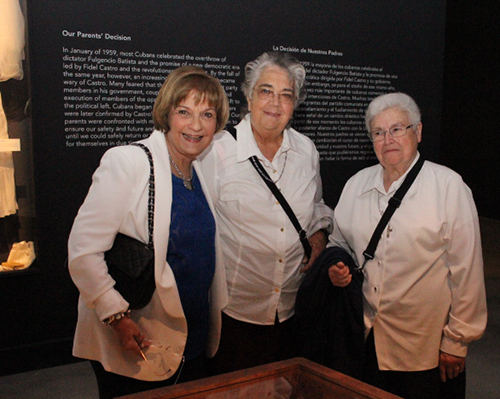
[0,93,18,218]
[0,0,24,218]
[0,0,25,81]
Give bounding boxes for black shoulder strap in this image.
[249,155,312,260]
[360,155,425,270]
[226,125,236,138]
[131,143,155,248]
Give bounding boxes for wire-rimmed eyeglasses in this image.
[370,124,414,142]
[253,87,295,104]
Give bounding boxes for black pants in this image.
[363,330,465,399]
[90,354,205,399]
[208,312,298,376]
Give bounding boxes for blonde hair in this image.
[153,66,229,133]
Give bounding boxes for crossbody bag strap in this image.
[359,155,425,273]
[131,143,155,249]
[249,155,312,260]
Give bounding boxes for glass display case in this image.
[118,358,401,399]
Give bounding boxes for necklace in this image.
[168,153,194,190]
[261,151,288,184]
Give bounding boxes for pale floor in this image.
[1,218,499,399]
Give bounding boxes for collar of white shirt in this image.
[359,152,422,197]
[235,114,300,164]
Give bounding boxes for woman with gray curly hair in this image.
[241,52,307,111]
[201,52,333,374]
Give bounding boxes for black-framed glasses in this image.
[254,87,295,104]
[370,124,414,142]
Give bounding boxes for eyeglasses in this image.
[254,87,295,104]
[370,124,414,142]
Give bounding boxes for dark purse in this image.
[104,143,156,309]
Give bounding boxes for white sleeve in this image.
[309,148,334,235]
[68,148,138,319]
[440,177,487,356]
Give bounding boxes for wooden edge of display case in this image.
[118,357,402,399]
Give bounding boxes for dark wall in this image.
[441,1,500,220]
[0,0,497,377]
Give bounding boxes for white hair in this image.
[365,92,421,133]
[241,52,307,109]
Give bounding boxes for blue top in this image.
[167,170,216,360]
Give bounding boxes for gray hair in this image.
[241,52,307,109]
[365,92,421,133]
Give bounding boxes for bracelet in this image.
[102,310,131,327]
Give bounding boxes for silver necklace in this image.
[262,151,288,184]
[169,153,194,190]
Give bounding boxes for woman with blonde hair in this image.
[68,66,229,398]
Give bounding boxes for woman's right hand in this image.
[110,317,150,358]
[328,261,352,287]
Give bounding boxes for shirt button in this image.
[279,259,283,263]
[280,228,284,232]
[374,286,378,292]
[275,288,280,292]
[276,201,280,205]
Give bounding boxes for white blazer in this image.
[68,130,228,381]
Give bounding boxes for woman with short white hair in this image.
[328,92,487,399]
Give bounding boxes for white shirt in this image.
[329,153,487,371]
[201,114,333,325]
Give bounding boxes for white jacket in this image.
[68,130,228,380]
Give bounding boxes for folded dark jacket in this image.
[295,246,364,379]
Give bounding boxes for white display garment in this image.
[0,0,24,218]
[0,0,25,81]
[0,93,18,218]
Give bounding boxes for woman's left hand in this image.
[439,351,465,382]
[300,230,327,273]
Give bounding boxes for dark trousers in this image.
[363,330,465,399]
[208,312,298,376]
[90,354,205,399]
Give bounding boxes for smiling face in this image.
[165,90,217,167]
[371,107,422,174]
[247,66,295,138]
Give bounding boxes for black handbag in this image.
[104,143,156,309]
